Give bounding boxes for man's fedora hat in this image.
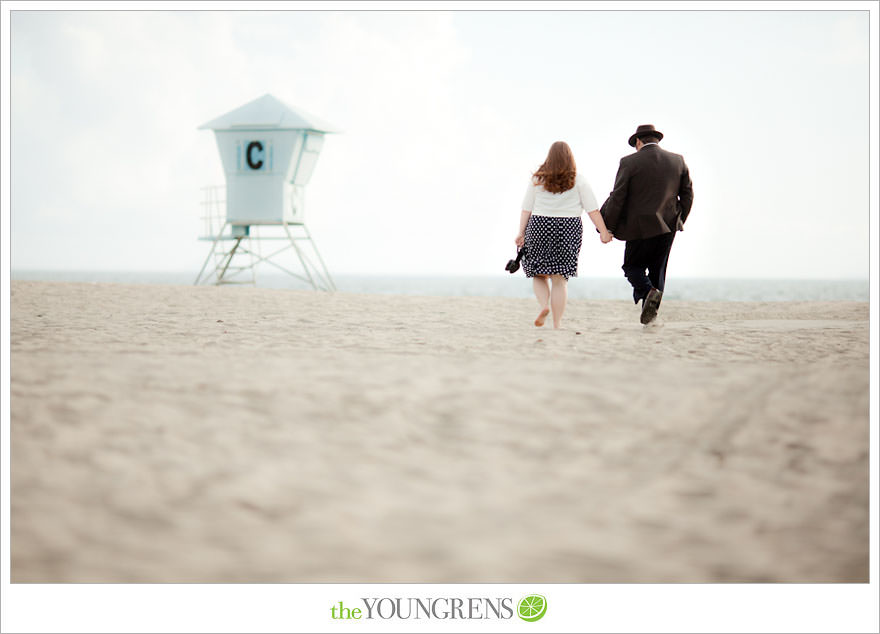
[628,124,664,147]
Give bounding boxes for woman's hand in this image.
[587,209,612,244]
[515,233,525,247]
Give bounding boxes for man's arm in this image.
[600,159,629,234]
[678,158,694,224]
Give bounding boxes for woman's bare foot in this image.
[534,307,550,327]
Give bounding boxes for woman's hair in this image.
[532,141,576,193]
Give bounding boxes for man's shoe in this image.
[640,288,663,325]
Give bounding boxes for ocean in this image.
[10,270,870,302]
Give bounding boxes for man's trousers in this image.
[622,231,676,304]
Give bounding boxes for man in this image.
[600,124,694,325]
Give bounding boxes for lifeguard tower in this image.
[194,93,337,290]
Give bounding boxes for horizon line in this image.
[9,269,871,283]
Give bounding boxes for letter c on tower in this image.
[246,141,264,170]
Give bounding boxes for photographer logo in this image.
[517,595,548,622]
[329,594,548,622]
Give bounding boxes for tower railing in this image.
[199,185,227,240]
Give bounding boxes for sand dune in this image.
[10,281,870,582]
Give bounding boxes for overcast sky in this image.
[9,9,870,278]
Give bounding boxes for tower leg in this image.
[282,220,319,291]
[302,224,337,291]
[194,222,228,285]
[216,237,244,283]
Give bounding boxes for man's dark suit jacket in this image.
[600,144,694,242]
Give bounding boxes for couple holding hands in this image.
[515,124,694,328]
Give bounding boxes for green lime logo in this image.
[517,594,547,622]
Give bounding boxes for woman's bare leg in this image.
[550,274,568,328]
[533,275,550,326]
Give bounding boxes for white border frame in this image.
[2,2,877,633]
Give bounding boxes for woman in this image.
[516,141,612,328]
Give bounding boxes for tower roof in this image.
[198,93,339,132]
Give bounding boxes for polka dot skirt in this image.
[522,215,583,279]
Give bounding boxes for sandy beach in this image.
[9,280,870,583]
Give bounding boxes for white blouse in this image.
[521,172,599,217]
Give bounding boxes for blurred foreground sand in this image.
[10,281,870,582]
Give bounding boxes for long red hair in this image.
[532,141,576,193]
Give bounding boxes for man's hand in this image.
[600,230,613,244]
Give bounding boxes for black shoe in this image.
[640,288,663,325]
